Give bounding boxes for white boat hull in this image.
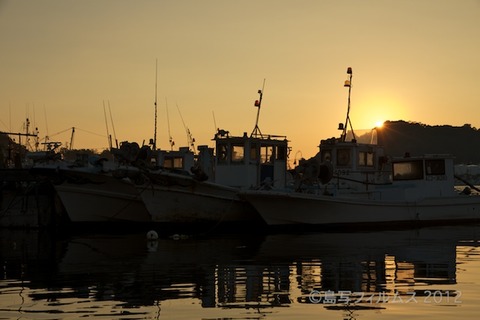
[55,172,151,223]
[138,172,260,223]
[242,190,480,226]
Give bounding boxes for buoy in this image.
[147,240,158,252]
[146,230,159,240]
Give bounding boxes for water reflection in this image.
[1,224,479,319]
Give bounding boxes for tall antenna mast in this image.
[153,58,158,150]
[250,79,266,138]
[341,67,356,142]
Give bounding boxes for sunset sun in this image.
[375,120,384,128]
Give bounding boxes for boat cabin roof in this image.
[214,130,288,144]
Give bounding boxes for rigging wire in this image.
[43,105,49,143]
[108,100,118,148]
[212,110,217,133]
[103,100,112,149]
[176,103,195,153]
[165,98,174,150]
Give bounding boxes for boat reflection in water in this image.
[1,224,480,319]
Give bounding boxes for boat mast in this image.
[69,127,75,150]
[153,58,158,150]
[341,67,356,142]
[250,79,266,138]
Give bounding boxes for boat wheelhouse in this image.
[316,136,390,194]
[134,85,291,224]
[213,131,289,189]
[156,147,195,171]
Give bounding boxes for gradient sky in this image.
[1,0,479,160]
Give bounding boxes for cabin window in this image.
[261,146,274,163]
[164,157,183,169]
[231,145,244,163]
[393,160,424,180]
[217,144,228,164]
[359,151,374,167]
[425,159,445,175]
[164,158,172,168]
[336,149,351,166]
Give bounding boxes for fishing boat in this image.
[53,166,151,224]
[34,151,152,224]
[137,167,259,224]
[121,144,254,224]
[241,68,480,226]
[135,131,289,224]
[136,85,290,224]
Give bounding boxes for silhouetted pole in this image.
[342,67,356,142]
[153,59,158,150]
[250,79,266,138]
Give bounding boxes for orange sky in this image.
[1,0,479,159]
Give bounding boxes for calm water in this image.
[1,224,480,320]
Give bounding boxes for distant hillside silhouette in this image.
[372,121,480,164]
